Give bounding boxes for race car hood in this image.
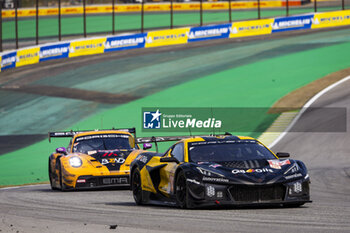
[194,159,307,185]
[87,149,134,171]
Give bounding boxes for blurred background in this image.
[1,0,349,51]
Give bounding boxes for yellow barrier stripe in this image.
[1,1,287,18]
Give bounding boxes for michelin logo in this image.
[143,109,162,129]
[39,47,69,58]
[188,27,229,39]
[1,55,16,67]
[271,15,313,32]
[105,37,145,48]
[272,18,311,29]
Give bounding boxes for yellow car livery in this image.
[48,128,151,190]
[131,134,311,208]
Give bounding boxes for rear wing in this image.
[48,128,136,142]
[136,133,232,152]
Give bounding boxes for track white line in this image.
[269,75,350,148]
[0,184,48,190]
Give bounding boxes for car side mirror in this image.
[160,157,179,164]
[143,143,152,150]
[56,147,67,155]
[276,152,290,158]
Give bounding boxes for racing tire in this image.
[175,170,188,209]
[48,159,58,190]
[132,168,143,205]
[57,160,67,191]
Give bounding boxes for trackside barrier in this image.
[1,10,349,72]
[1,1,304,18]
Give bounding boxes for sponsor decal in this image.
[197,167,224,177]
[187,178,200,185]
[39,43,70,62]
[1,52,17,70]
[102,177,128,185]
[69,38,106,57]
[271,15,314,33]
[104,33,147,52]
[136,155,148,163]
[285,173,303,180]
[102,152,119,157]
[202,177,229,183]
[188,24,231,42]
[197,162,209,165]
[87,150,97,155]
[101,157,126,165]
[232,168,274,174]
[89,149,128,155]
[268,159,291,169]
[283,163,299,175]
[169,174,175,193]
[145,28,189,48]
[230,19,273,38]
[312,10,350,29]
[16,47,40,67]
[209,164,222,168]
[190,140,256,147]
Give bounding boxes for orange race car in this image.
[48,128,152,191]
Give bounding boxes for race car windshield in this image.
[73,134,133,153]
[188,141,276,162]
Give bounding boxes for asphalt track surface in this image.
[0,78,350,232]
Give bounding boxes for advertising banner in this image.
[271,14,314,33]
[1,9,349,72]
[69,38,106,58]
[1,52,17,71]
[312,10,350,29]
[188,24,231,42]
[39,43,70,62]
[16,47,40,67]
[230,19,273,38]
[104,34,147,52]
[1,1,290,18]
[145,28,189,48]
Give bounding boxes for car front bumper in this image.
[187,179,311,207]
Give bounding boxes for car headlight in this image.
[196,167,224,177]
[69,157,82,168]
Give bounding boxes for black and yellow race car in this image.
[48,128,152,190]
[131,134,311,208]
